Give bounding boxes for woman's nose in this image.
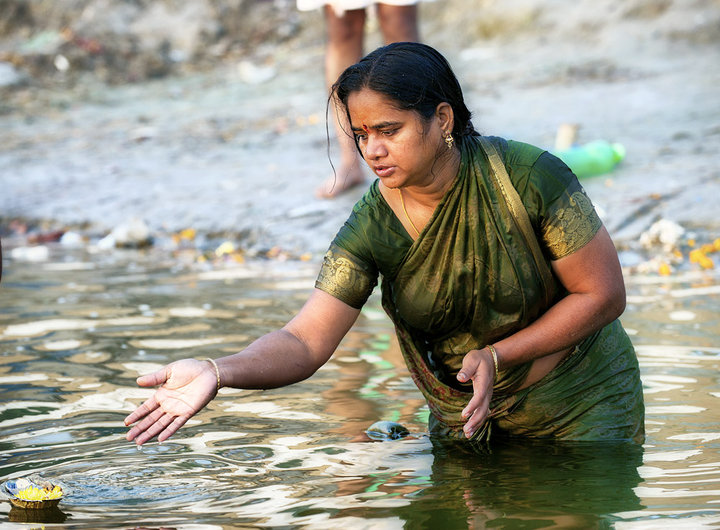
[364,135,387,159]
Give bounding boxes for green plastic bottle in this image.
[552,140,626,179]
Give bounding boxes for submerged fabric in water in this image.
[316,135,644,443]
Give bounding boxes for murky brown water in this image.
[1,245,719,529]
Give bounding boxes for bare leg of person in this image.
[316,6,367,199]
[376,3,419,43]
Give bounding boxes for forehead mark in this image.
[362,123,369,133]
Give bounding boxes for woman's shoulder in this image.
[481,136,578,193]
[501,138,547,168]
[352,179,385,212]
[469,135,547,172]
[334,179,409,267]
[345,179,395,231]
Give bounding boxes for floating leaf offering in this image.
[2,475,65,509]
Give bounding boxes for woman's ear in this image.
[435,102,455,134]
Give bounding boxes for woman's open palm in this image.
[124,359,218,445]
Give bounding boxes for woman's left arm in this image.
[500,224,626,361]
[457,225,626,437]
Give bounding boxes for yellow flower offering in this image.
[699,255,715,270]
[689,249,704,263]
[16,484,63,501]
[2,476,65,509]
[658,262,672,276]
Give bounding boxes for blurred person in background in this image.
[298,0,424,198]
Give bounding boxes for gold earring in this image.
[444,132,454,150]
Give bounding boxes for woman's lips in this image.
[373,165,395,178]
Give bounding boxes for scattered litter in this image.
[98,218,152,249]
[238,60,276,84]
[639,220,686,251]
[129,126,158,142]
[689,247,716,270]
[669,311,696,322]
[554,123,579,151]
[631,220,720,275]
[215,241,236,257]
[172,228,196,245]
[365,420,410,441]
[0,62,24,87]
[53,54,70,72]
[10,246,50,262]
[553,140,625,179]
[197,240,245,264]
[59,231,84,247]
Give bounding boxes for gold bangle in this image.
[203,357,221,391]
[486,344,499,380]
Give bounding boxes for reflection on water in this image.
[1,246,719,528]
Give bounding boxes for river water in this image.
[1,244,719,529]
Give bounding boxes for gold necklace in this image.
[397,188,420,237]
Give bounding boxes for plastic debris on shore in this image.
[553,140,625,179]
[551,124,625,179]
[2,218,316,267]
[639,219,685,251]
[238,60,276,84]
[9,245,50,262]
[97,217,152,249]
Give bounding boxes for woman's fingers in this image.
[125,399,192,445]
[462,387,490,438]
[462,398,489,438]
[125,359,212,445]
[461,392,483,419]
[130,409,178,446]
[126,405,165,442]
[157,415,190,443]
[457,349,482,383]
[123,395,160,427]
[136,367,170,388]
[457,349,494,438]
[133,416,171,446]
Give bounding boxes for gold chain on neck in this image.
[397,188,420,237]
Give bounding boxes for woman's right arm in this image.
[124,289,361,445]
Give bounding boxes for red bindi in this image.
[362,123,369,133]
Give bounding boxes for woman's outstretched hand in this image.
[456,348,495,439]
[124,358,219,445]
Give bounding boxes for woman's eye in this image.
[381,129,397,136]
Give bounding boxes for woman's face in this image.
[346,88,447,189]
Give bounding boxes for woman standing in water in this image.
[125,42,644,447]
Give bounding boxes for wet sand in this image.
[1,0,719,259]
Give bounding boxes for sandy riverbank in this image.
[1,0,719,263]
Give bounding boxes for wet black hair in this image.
[330,42,477,145]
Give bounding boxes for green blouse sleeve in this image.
[509,143,603,260]
[532,152,602,259]
[314,189,380,309]
[315,243,378,309]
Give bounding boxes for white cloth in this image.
[297,0,426,16]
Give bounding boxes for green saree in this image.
[315,136,645,444]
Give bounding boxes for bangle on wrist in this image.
[486,344,499,380]
[203,357,221,391]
